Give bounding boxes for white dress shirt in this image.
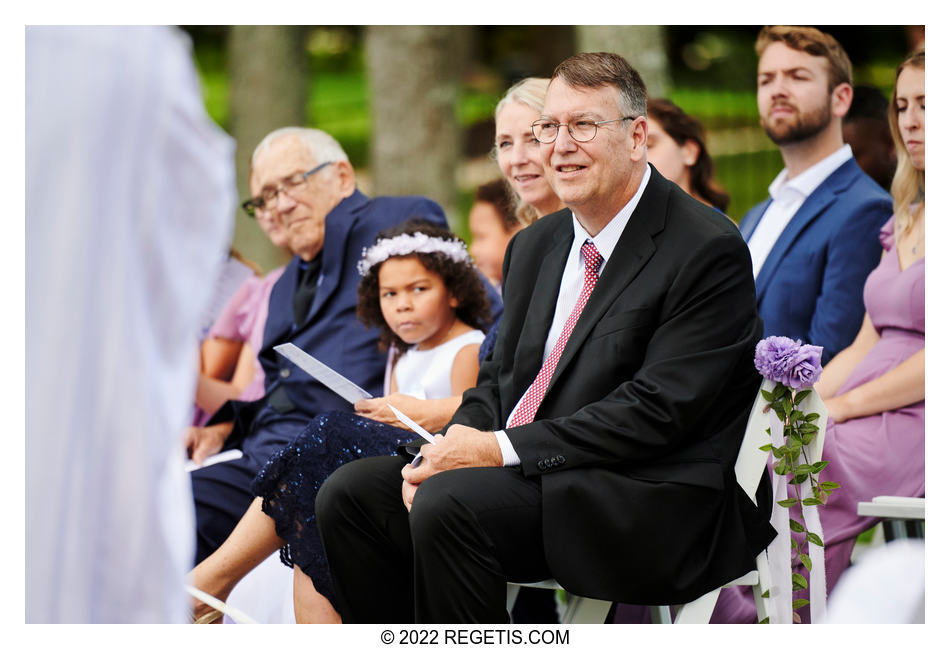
[494,166,652,466]
[747,144,853,278]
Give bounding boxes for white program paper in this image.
[274,343,372,404]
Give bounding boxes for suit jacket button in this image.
[280,368,291,378]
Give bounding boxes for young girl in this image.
[190,220,491,623]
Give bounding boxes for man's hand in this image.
[184,421,234,466]
[401,424,503,491]
[401,478,419,512]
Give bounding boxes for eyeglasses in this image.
[531,117,635,144]
[241,161,333,217]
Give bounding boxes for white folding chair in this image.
[506,379,827,624]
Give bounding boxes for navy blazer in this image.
[216,189,502,458]
[740,157,891,364]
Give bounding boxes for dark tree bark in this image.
[366,26,467,229]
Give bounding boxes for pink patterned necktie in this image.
[509,240,603,427]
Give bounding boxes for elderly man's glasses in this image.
[242,161,333,217]
[531,117,635,144]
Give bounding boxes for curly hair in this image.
[356,220,493,353]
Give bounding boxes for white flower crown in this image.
[357,231,473,276]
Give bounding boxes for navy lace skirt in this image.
[250,410,416,611]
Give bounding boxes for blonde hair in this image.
[494,77,550,227]
[888,49,925,234]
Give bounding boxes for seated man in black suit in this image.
[315,52,774,623]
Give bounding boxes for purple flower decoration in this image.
[787,344,823,389]
[754,336,823,388]
[754,336,800,385]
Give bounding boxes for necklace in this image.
[902,218,924,256]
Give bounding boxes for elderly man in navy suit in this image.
[742,26,892,364]
[184,127,492,564]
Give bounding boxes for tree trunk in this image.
[228,25,307,271]
[576,26,671,99]
[366,26,466,229]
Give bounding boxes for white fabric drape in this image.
[26,26,235,622]
[763,382,829,624]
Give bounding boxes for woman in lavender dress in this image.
[712,49,925,624]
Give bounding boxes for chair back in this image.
[734,380,828,502]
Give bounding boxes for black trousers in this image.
[315,455,553,623]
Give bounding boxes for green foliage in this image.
[791,573,808,591]
[760,382,831,623]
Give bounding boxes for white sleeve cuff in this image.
[493,430,521,467]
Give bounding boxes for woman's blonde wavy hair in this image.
[888,49,925,235]
[493,77,550,227]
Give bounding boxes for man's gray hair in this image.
[551,52,647,118]
[251,126,350,170]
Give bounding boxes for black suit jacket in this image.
[449,168,774,604]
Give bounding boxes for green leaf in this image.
[820,481,841,490]
[792,572,808,591]
[805,532,824,547]
[794,389,811,405]
[761,388,774,402]
[792,598,810,610]
[799,423,819,434]
[811,460,829,471]
[789,409,803,423]
[794,463,813,476]
[790,537,798,550]
[777,498,798,508]
[773,384,788,399]
[775,459,790,475]
[759,443,773,452]
[802,432,815,445]
[802,497,822,506]
[760,589,769,598]
[789,519,805,533]
[801,554,812,571]
[790,473,809,485]
[804,412,820,422]
[759,617,770,624]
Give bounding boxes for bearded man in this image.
[740,26,892,363]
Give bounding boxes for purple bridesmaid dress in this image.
[707,215,925,623]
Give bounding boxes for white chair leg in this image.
[674,588,722,624]
[649,605,674,623]
[751,552,770,622]
[561,594,612,624]
[505,584,522,616]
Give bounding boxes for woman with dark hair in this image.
[468,178,521,290]
[647,98,730,213]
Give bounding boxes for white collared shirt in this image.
[747,144,853,278]
[494,166,652,466]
